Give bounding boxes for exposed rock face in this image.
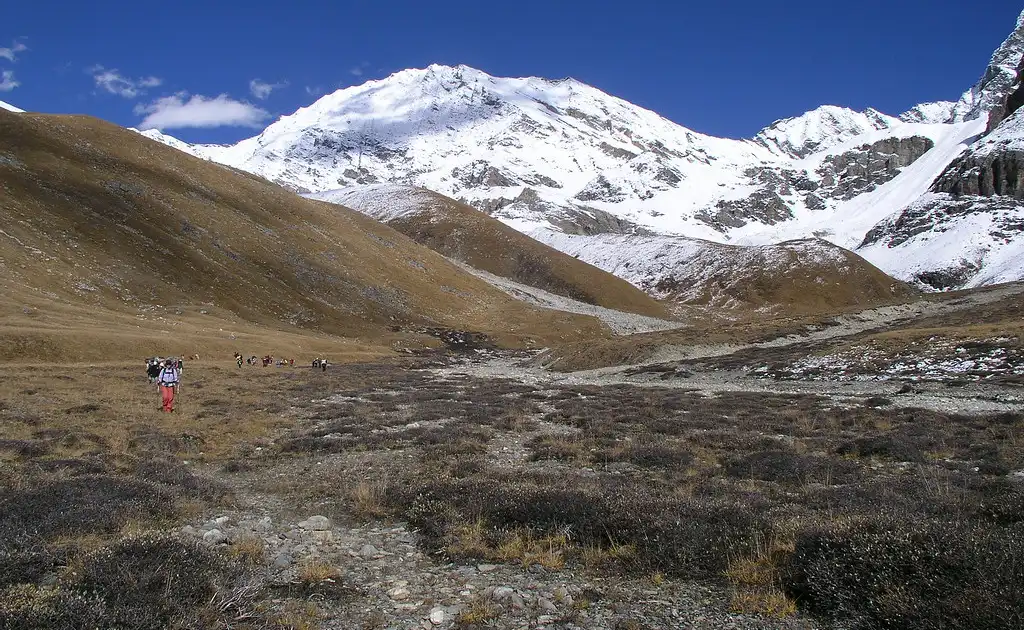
[817,136,934,200]
[452,161,515,188]
[489,188,651,236]
[951,10,1024,124]
[695,137,933,232]
[859,193,1024,289]
[698,190,792,230]
[984,56,1024,132]
[932,150,1024,198]
[549,205,653,236]
[574,175,626,203]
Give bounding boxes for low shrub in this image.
[75,534,261,630]
[784,518,1024,629]
[724,450,860,485]
[0,475,179,542]
[395,474,763,578]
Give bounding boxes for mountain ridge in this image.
[135,11,1024,295]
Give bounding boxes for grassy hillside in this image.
[0,110,608,361]
[310,185,673,319]
[662,238,920,313]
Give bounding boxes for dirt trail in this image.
[438,283,1024,414]
[454,260,683,335]
[645,282,1024,364]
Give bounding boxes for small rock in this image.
[429,608,446,625]
[388,586,411,601]
[272,553,293,570]
[477,563,498,573]
[213,516,230,526]
[203,529,227,544]
[491,586,514,601]
[537,597,557,613]
[298,515,331,531]
[254,516,273,532]
[511,593,526,610]
[311,530,335,543]
[359,543,379,558]
[180,525,198,537]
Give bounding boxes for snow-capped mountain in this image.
[139,10,1024,294]
[0,100,24,113]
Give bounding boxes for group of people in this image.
[146,352,336,412]
[145,356,182,412]
[233,353,298,368]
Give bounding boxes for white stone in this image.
[202,529,226,544]
[388,586,411,601]
[429,608,445,625]
[298,515,331,531]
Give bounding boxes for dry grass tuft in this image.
[296,559,340,585]
[348,481,389,520]
[454,598,499,628]
[229,535,267,566]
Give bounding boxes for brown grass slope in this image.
[0,110,608,361]
[323,185,672,319]
[657,238,920,313]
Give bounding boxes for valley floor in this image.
[2,318,1022,628]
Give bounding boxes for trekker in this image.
[157,360,180,412]
[146,359,161,383]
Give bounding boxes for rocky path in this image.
[180,459,825,630]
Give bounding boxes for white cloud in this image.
[0,41,27,62]
[0,70,19,92]
[249,78,288,100]
[305,85,324,96]
[134,92,270,130]
[89,65,162,98]
[349,61,370,77]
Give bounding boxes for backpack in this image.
[159,367,179,385]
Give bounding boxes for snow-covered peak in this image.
[131,127,217,160]
[198,62,776,198]
[0,100,24,113]
[899,101,956,124]
[951,9,1024,123]
[753,105,900,158]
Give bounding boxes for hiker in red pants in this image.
[156,359,180,412]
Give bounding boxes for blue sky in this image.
[2,0,1022,144]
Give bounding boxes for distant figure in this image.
[156,360,180,412]
[312,358,320,369]
[146,358,161,383]
[236,355,243,368]
[289,358,294,366]
[321,359,328,372]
